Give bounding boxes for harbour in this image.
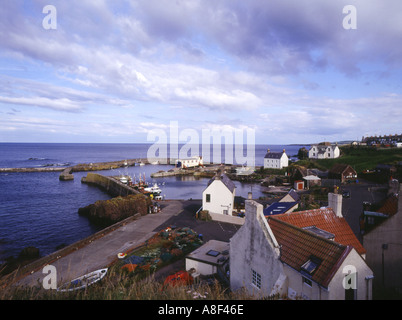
[0,143,303,265]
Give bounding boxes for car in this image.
[342,190,351,198]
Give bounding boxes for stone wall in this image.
[82,172,140,197]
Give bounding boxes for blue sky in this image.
[1,0,402,144]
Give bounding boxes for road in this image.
[14,199,241,288]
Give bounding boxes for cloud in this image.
[0,1,402,143]
[0,96,83,112]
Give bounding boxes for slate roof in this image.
[280,189,300,202]
[263,202,298,216]
[272,208,366,255]
[268,218,352,288]
[264,151,285,159]
[207,173,236,193]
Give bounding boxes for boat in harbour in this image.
[144,183,162,195]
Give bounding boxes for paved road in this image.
[15,199,240,288]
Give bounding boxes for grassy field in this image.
[311,146,402,173]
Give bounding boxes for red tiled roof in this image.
[268,218,352,288]
[272,208,366,255]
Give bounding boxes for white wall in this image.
[230,201,285,298]
[264,153,288,169]
[284,248,373,300]
[186,259,216,275]
[202,180,235,215]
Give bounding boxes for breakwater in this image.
[81,172,141,197]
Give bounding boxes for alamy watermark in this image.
[146,121,255,167]
[342,265,357,290]
[42,264,57,289]
[41,4,356,31]
[42,5,57,30]
[343,5,357,30]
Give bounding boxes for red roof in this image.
[272,208,366,256]
[268,218,352,288]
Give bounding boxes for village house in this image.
[363,184,402,296]
[202,170,236,216]
[329,164,357,183]
[185,240,229,281]
[175,156,203,169]
[230,200,373,300]
[263,189,300,217]
[308,143,340,159]
[264,149,289,169]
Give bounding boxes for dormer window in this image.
[301,255,322,277]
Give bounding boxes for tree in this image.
[297,147,308,160]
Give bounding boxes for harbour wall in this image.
[81,172,141,197]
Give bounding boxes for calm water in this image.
[0,143,306,262]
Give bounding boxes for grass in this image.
[0,266,271,300]
[304,146,402,173]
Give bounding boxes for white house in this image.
[202,172,236,216]
[264,149,288,169]
[175,156,203,168]
[308,144,340,159]
[186,240,230,276]
[230,200,374,300]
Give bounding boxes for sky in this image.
[0,0,402,145]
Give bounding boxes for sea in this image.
[0,143,307,263]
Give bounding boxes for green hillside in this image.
[312,146,402,173]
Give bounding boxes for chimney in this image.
[267,148,270,153]
[328,193,343,217]
[283,149,286,153]
[248,192,253,200]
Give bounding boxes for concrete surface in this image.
[14,199,242,288]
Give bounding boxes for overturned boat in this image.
[57,268,108,292]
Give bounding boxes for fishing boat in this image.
[57,268,108,292]
[119,176,128,184]
[144,183,162,195]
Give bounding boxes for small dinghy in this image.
[57,268,108,292]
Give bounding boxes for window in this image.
[302,277,312,287]
[206,194,211,203]
[301,257,321,275]
[252,269,261,289]
[206,250,220,257]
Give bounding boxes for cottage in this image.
[279,189,300,203]
[230,200,373,300]
[308,144,340,159]
[329,164,357,183]
[202,171,236,216]
[264,149,288,169]
[175,156,203,169]
[185,240,229,277]
[263,189,300,216]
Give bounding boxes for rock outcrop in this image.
[78,194,152,227]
